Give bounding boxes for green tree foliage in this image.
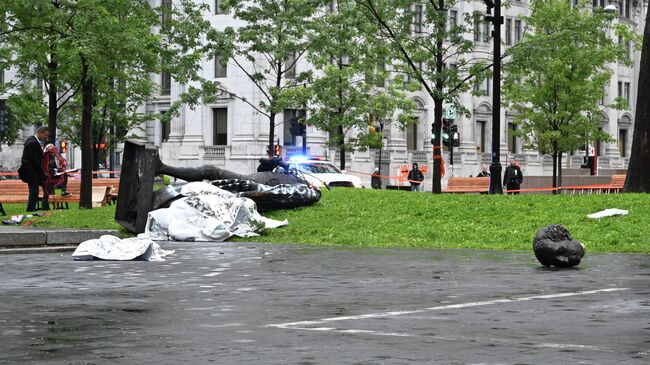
[0,0,73,144]
[0,0,209,208]
[306,0,415,169]
[355,0,490,193]
[503,0,631,189]
[206,0,318,157]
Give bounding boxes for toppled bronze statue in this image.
[533,224,585,267]
[116,141,320,233]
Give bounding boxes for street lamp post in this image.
[484,0,503,194]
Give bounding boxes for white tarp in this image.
[587,208,629,219]
[144,181,288,242]
[72,235,174,261]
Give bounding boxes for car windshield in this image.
[298,162,341,174]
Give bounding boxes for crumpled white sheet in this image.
[72,235,174,261]
[587,208,629,219]
[144,181,288,242]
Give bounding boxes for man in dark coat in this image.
[503,158,524,195]
[407,163,425,192]
[18,126,49,211]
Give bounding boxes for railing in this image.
[334,150,352,161]
[410,150,428,163]
[203,145,227,159]
[285,145,310,157]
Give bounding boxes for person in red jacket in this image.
[42,143,71,203]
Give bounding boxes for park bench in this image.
[443,177,490,193]
[48,178,120,209]
[0,177,120,215]
[561,174,626,195]
[0,180,42,215]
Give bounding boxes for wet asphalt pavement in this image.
[1,242,649,365]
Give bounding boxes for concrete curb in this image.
[0,228,119,254]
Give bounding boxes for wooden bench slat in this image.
[443,177,490,193]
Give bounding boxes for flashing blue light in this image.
[288,155,310,163]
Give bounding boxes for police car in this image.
[287,157,364,188]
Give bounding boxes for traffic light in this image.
[60,141,68,153]
[274,144,281,157]
[442,119,451,147]
[451,125,460,147]
[430,123,436,144]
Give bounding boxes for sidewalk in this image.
[0,225,118,254]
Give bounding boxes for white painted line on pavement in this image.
[267,287,629,330]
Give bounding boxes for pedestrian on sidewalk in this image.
[18,126,49,211]
[503,159,524,195]
[371,167,382,189]
[407,163,424,192]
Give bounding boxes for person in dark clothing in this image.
[18,126,49,211]
[476,164,490,177]
[371,167,382,189]
[407,163,425,192]
[503,158,524,195]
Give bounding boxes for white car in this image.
[287,159,364,188]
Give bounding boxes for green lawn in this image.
[249,189,650,253]
[4,189,649,253]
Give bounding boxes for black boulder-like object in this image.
[533,224,585,267]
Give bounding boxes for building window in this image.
[474,77,489,96]
[624,82,630,102]
[508,122,517,153]
[161,112,171,143]
[375,60,385,87]
[214,55,227,78]
[592,0,606,8]
[505,18,512,45]
[413,5,423,34]
[617,81,622,98]
[161,72,171,95]
[482,22,490,42]
[474,15,481,42]
[626,41,632,61]
[624,0,630,18]
[215,0,223,14]
[283,109,306,146]
[618,129,627,157]
[448,10,458,30]
[161,0,172,30]
[476,121,486,153]
[213,108,228,145]
[0,69,4,84]
[514,20,522,43]
[407,118,419,151]
[0,99,8,132]
[285,53,296,79]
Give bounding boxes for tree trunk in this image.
[431,0,445,194]
[558,152,563,190]
[47,57,58,144]
[267,111,276,158]
[625,6,650,192]
[338,125,346,170]
[79,60,93,209]
[552,152,558,194]
[432,98,443,194]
